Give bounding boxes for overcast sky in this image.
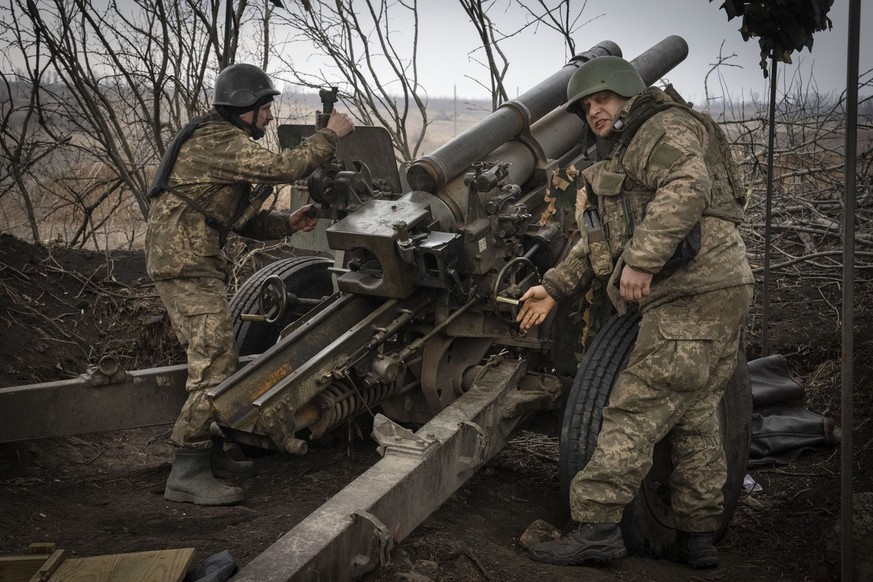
[410,1,871,104]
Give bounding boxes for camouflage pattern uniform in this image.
[146,115,337,448]
[542,87,754,532]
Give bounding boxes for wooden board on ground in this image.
[47,548,194,582]
[0,543,65,582]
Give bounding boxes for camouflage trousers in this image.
[570,283,753,532]
[154,277,239,449]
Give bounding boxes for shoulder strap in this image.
[148,113,221,198]
[617,92,745,219]
[148,113,252,248]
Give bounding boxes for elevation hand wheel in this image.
[259,275,289,324]
[492,256,540,324]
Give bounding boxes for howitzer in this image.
[0,35,752,581]
[212,34,690,444]
[211,33,749,580]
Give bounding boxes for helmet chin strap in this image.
[219,109,265,140]
[236,115,265,140]
[244,119,265,140]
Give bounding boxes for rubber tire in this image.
[559,311,752,558]
[229,256,334,356]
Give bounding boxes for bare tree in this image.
[724,68,873,283]
[459,0,510,110]
[0,14,71,244]
[0,0,248,248]
[271,0,429,163]
[701,41,743,115]
[513,0,601,59]
[460,0,596,111]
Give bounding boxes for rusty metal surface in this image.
[208,293,383,430]
[0,355,261,443]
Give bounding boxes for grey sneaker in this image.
[528,522,627,565]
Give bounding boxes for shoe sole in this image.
[530,546,628,566]
[164,489,244,506]
[212,469,257,479]
[688,557,719,569]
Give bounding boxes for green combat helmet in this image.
[566,56,646,118]
[213,63,280,109]
[213,63,280,140]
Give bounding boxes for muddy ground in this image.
[1,232,871,581]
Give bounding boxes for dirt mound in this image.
[0,233,179,386]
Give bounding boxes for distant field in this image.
[2,89,867,251]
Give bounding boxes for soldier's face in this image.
[581,91,628,138]
[241,102,274,132]
[254,102,274,130]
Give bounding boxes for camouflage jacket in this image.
[541,87,754,313]
[145,118,337,281]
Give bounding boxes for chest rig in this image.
[582,88,744,278]
[149,113,255,248]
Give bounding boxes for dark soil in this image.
[1,232,871,581]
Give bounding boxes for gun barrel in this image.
[406,40,622,195]
[415,35,690,219]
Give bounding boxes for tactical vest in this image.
[149,112,253,248]
[149,113,220,198]
[583,88,744,277]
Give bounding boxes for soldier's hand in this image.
[619,265,652,302]
[326,112,355,138]
[516,285,557,331]
[289,204,319,233]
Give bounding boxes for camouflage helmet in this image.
[566,56,646,117]
[213,63,280,110]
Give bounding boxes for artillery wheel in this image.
[558,311,751,558]
[230,256,334,355]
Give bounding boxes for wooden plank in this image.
[47,549,194,582]
[27,544,56,556]
[0,554,48,582]
[28,550,66,582]
[0,543,62,582]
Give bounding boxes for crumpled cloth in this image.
[748,355,840,466]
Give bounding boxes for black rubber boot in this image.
[672,531,718,569]
[528,522,627,565]
[211,437,256,479]
[164,447,245,506]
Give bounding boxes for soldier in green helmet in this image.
[146,63,354,506]
[517,55,753,568]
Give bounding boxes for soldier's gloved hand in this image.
[619,265,652,302]
[289,204,319,233]
[326,112,355,138]
[516,285,557,331]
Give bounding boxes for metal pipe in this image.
[436,35,690,218]
[762,56,778,357]
[841,1,861,579]
[406,40,622,194]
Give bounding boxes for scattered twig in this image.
[461,550,494,582]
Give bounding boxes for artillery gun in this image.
[0,35,751,581]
